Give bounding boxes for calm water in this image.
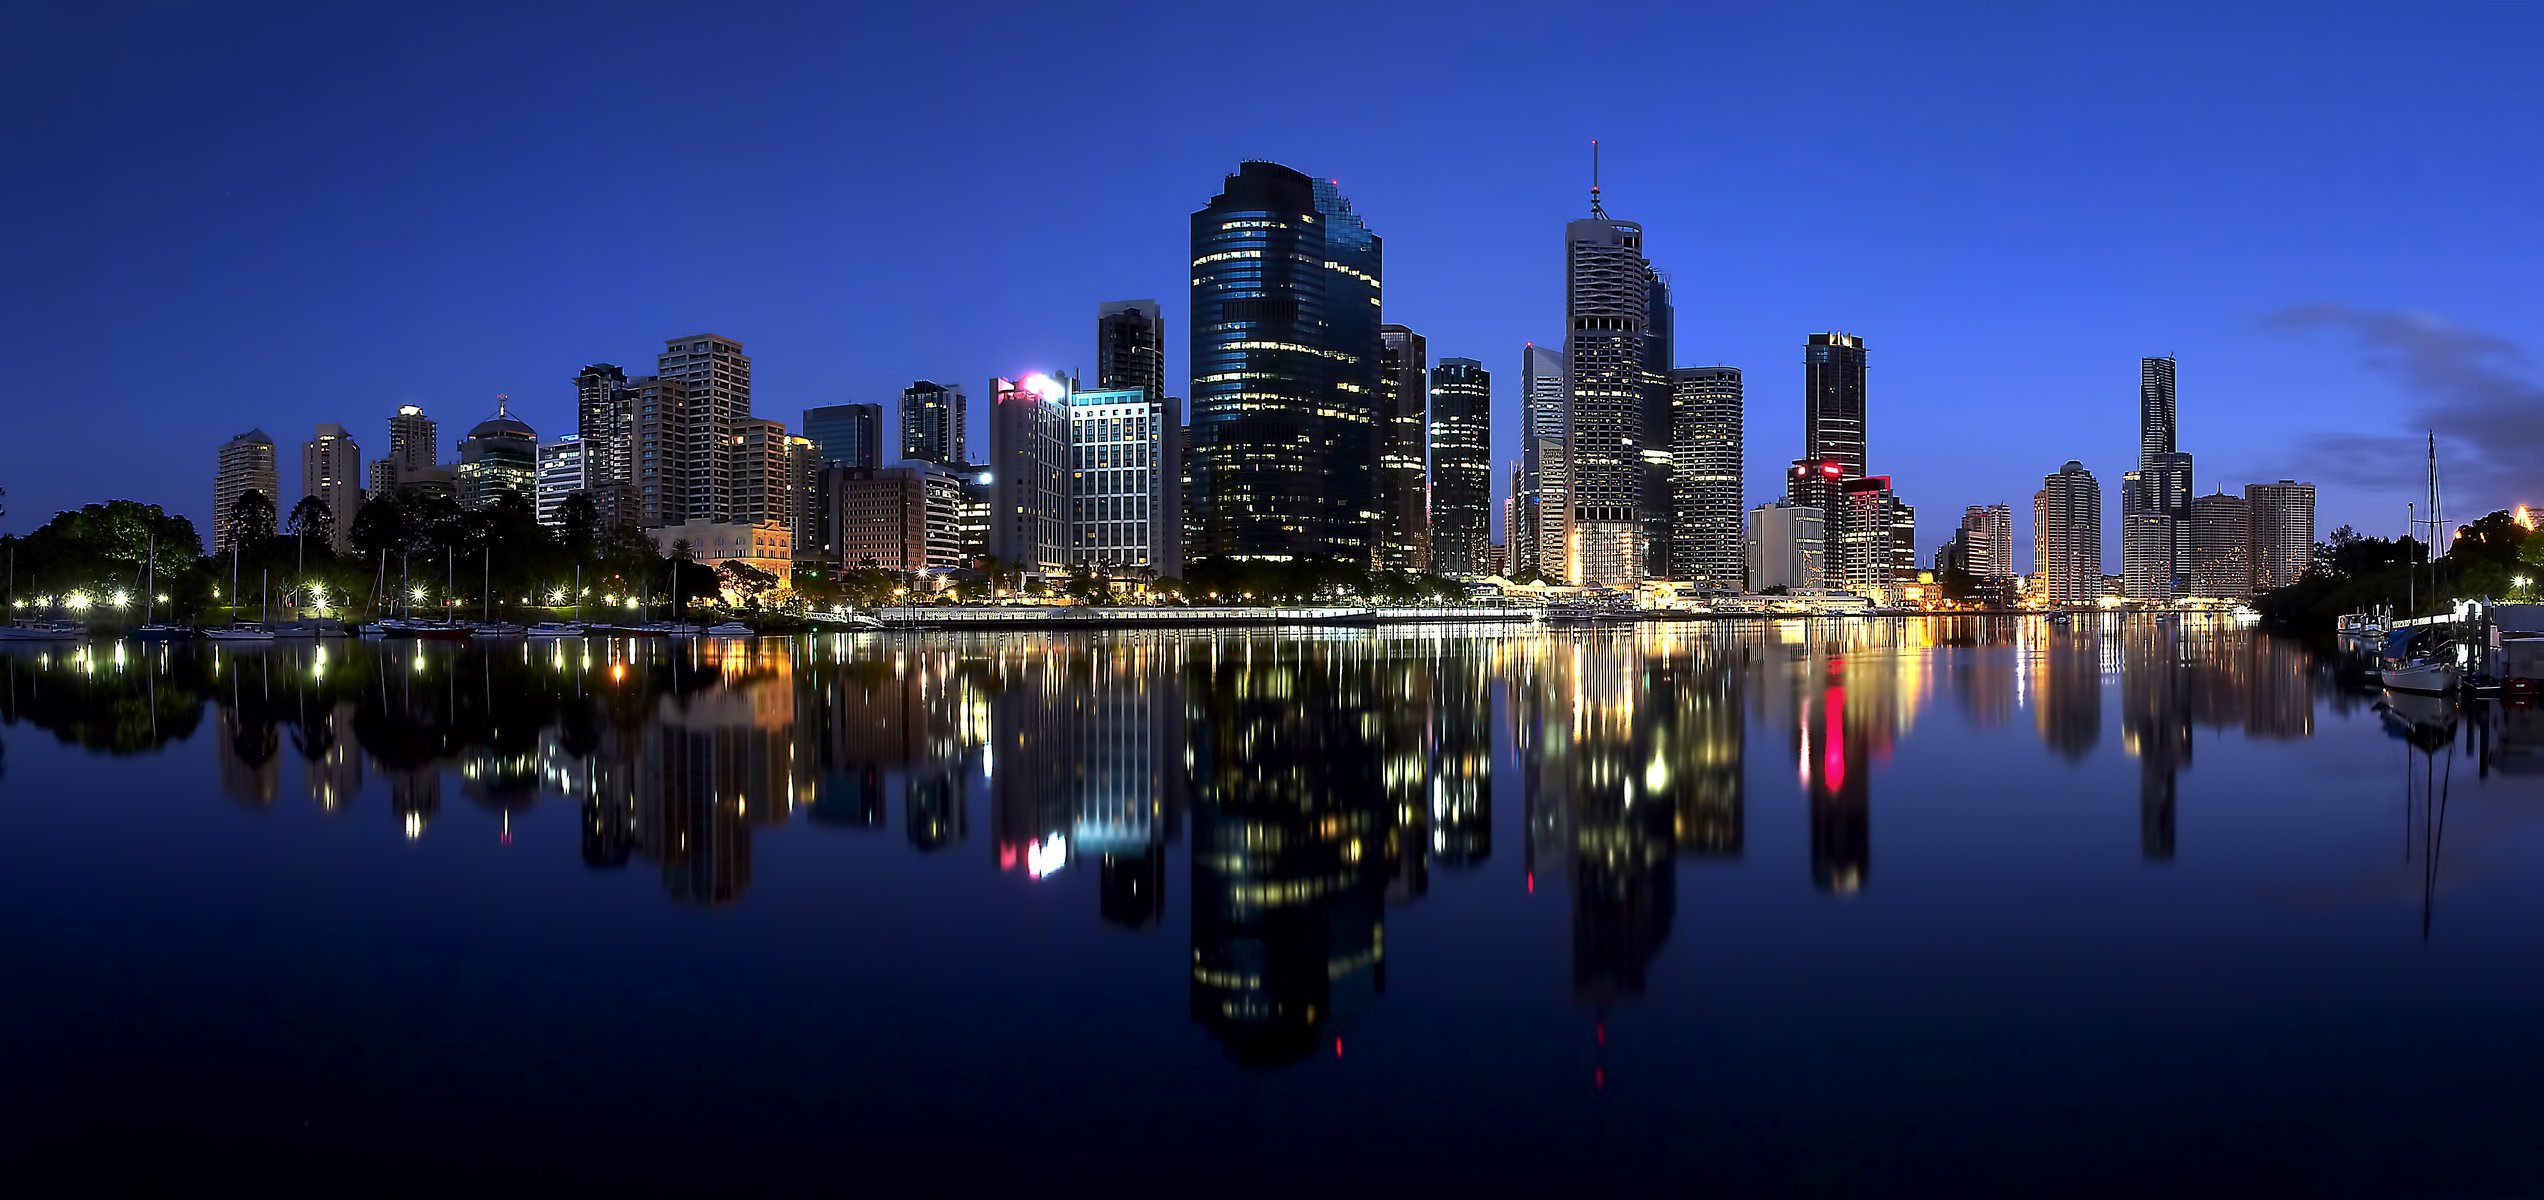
[6,620,2542,1191]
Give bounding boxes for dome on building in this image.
[464,398,537,444]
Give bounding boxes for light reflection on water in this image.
[3,618,2540,1190]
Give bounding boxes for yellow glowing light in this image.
[64,592,91,611]
[110,589,131,608]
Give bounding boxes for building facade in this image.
[1832,476,1908,603]
[1096,300,1167,400]
[1377,325,1431,570]
[456,401,538,511]
[900,380,967,466]
[657,334,752,523]
[1428,358,1490,575]
[213,428,279,553]
[574,364,637,526]
[371,404,438,497]
[824,466,930,573]
[648,519,792,586]
[633,374,690,529]
[1069,386,1183,577]
[803,403,883,471]
[1746,501,1825,592]
[536,436,585,528]
[1805,333,1869,481]
[1517,342,1567,581]
[2245,480,2316,591]
[1669,366,1742,588]
[1564,212,1660,586]
[301,423,363,550]
[1188,161,1382,563]
[2184,491,2253,599]
[2034,460,2103,606]
[990,374,1074,576]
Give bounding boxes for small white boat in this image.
[202,624,277,642]
[129,623,192,641]
[2381,661,2460,695]
[0,620,84,642]
[525,622,586,638]
[704,621,755,638]
[473,622,528,638]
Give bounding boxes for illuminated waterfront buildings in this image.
[299,423,363,550]
[2245,480,2317,591]
[1377,325,1430,570]
[2034,460,2103,606]
[212,428,278,553]
[1428,357,1491,575]
[1670,366,1743,588]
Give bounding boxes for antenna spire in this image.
[1589,139,1607,218]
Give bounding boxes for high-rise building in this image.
[2245,480,2316,592]
[574,364,637,526]
[535,436,585,528]
[733,417,798,532]
[1669,366,1742,588]
[2140,356,2178,465]
[1832,477,1907,603]
[1746,501,1824,592]
[2184,491,2253,599]
[300,423,363,550]
[1428,358,1490,575]
[1518,342,1567,581]
[1805,333,1869,481]
[803,403,883,471]
[899,381,967,466]
[789,435,821,567]
[2121,494,2175,605]
[1959,504,2013,578]
[1377,325,1431,570]
[824,466,931,573]
[657,334,751,523]
[371,404,438,496]
[1096,300,1167,400]
[2034,460,2103,606]
[1069,385,1184,576]
[1639,273,1675,579]
[632,375,690,529]
[1564,199,1661,586]
[1189,161,1383,562]
[990,374,1074,576]
[456,400,538,511]
[212,429,279,553]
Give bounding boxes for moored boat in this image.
[525,622,586,638]
[0,620,84,642]
[704,621,754,638]
[202,623,276,642]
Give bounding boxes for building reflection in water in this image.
[12,616,2350,1067]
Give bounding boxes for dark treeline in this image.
[2255,509,2541,628]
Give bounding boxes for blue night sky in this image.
[4,0,2538,560]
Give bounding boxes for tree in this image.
[348,496,413,559]
[717,561,779,609]
[225,489,276,550]
[1063,568,1111,605]
[558,491,601,564]
[287,495,335,547]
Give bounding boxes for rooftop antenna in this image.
[1589,139,1608,218]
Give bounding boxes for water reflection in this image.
[23,618,2536,1070]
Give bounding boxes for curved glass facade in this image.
[1188,162,1382,562]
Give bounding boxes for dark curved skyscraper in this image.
[1189,162,1382,562]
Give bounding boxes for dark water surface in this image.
[6,619,2542,1192]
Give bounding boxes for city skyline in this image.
[6,5,2537,562]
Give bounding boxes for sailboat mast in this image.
[230,542,241,627]
[145,535,155,625]
[483,546,491,624]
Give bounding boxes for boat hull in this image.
[2380,664,2460,695]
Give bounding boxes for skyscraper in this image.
[1377,325,1431,570]
[657,334,751,523]
[574,364,636,525]
[803,403,883,470]
[1519,342,1567,581]
[2140,356,2177,464]
[371,404,438,496]
[1669,366,1743,588]
[212,428,278,553]
[1564,203,1659,586]
[1188,162,1382,562]
[536,436,585,528]
[1096,300,1167,400]
[2184,491,2253,598]
[632,375,690,528]
[1639,273,1675,579]
[1069,385,1184,576]
[300,423,362,550]
[2034,460,2103,606]
[989,374,1073,576]
[900,380,967,466]
[2245,480,2316,592]
[732,417,799,536]
[1832,477,1907,602]
[1960,504,2013,578]
[1428,358,1490,575]
[456,400,538,511]
[1805,333,1869,481]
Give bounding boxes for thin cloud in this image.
[2264,303,2544,514]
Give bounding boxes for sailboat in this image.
[203,543,275,641]
[0,543,82,641]
[2381,433,2458,695]
[132,533,189,640]
[474,546,525,636]
[528,565,585,637]
[406,546,472,639]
